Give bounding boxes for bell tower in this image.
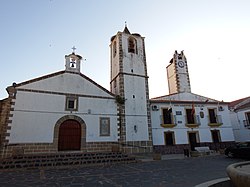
[167,50,191,94]
[65,47,82,73]
[110,26,152,153]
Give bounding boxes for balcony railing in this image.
[243,120,250,129]
[208,115,223,127]
[160,115,177,128]
[185,115,200,128]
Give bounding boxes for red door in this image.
[58,120,81,151]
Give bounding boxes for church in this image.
[0,26,235,158]
[0,26,152,158]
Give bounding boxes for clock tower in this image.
[110,26,152,153]
[167,50,191,94]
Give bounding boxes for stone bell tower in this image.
[167,50,191,94]
[110,26,152,153]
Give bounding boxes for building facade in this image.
[0,27,153,158]
[151,51,235,154]
[229,97,250,142]
[0,27,238,158]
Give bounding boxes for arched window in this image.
[128,37,137,53]
[113,41,117,57]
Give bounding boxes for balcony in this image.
[160,115,177,128]
[208,115,223,127]
[185,115,200,128]
[243,120,250,129]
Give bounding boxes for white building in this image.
[229,97,250,142]
[0,26,153,158]
[0,26,237,158]
[151,51,235,154]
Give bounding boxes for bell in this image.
[70,62,75,67]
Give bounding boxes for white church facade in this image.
[0,27,153,158]
[0,26,237,158]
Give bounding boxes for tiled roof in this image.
[229,96,250,110]
[229,96,250,108]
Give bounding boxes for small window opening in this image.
[113,41,117,57]
[65,96,78,111]
[128,37,136,53]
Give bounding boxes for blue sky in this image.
[0,0,249,101]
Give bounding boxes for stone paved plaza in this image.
[0,155,245,187]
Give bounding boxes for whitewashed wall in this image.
[8,73,118,143]
[20,73,112,97]
[151,99,235,145]
[230,110,250,142]
[167,63,177,94]
[121,34,149,141]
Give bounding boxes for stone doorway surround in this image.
[54,115,86,152]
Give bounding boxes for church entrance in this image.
[58,119,81,151]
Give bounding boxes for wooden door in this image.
[58,120,81,151]
[165,132,174,145]
[188,132,198,151]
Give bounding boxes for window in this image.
[65,96,78,111]
[186,108,195,124]
[100,117,110,136]
[162,108,173,124]
[211,130,221,143]
[128,37,136,53]
[245,112,250,126]
[113,41,117,57]
[165,131,175,145]
[113,79,117,88]
[208,109,217,123]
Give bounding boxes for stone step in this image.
[0,152,136,169]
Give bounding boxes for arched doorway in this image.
[58,119,81,151]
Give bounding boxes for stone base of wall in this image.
[0,152,137,169]
[121,140,153,154]
[0,140,154,158]
[153,141,235,154]
[0,141,123,159]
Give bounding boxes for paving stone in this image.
[0,155,246,187]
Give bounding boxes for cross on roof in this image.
[72,46,76,53]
